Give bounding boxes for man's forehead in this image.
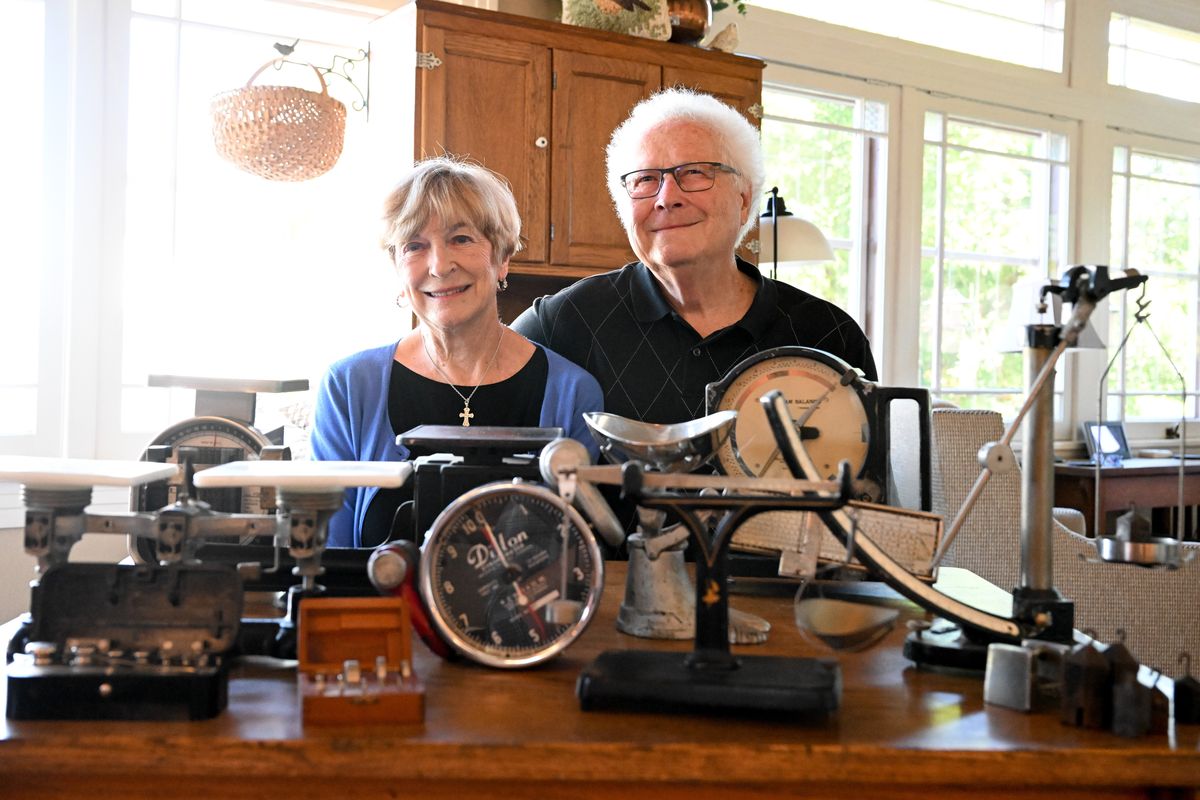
[631,120,723,163]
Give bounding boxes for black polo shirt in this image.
[512,258,877,425]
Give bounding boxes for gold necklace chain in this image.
[420,326,506,426]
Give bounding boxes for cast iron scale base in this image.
[576,461,853,716]
[578,650,840,715]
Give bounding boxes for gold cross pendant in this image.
[459,404,474,426]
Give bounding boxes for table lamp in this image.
[758,186,834,280]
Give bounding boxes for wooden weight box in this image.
[297,596,424,725]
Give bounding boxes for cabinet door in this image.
[551,50,659,270]
[418,27,551,264]
[661,67,761,128]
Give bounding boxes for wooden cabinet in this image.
[416,27,552,264]
[550,50,659,270]
[370,0,764,288]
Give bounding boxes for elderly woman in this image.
[311,157,603,548]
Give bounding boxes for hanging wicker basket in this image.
[210,60,347,182]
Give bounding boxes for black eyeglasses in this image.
[618,161,740,199]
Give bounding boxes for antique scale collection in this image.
[1,266,1191,724]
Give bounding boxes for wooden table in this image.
[1054,457,1200,537]
[1,564,1197,800]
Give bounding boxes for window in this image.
[919,109,1070,415]
[750,0,1066,72]
[109,0,397,457]
[0,0,45,442]
[1108,146,1200,422]
[760,83,888,327]
[1109,14,1200,105]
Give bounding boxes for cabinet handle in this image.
[534,136,548,149]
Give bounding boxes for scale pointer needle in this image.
[477,515,547,637]
[758,383,836,476]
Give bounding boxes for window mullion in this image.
[933,136,947,398]
[91,0,134,458]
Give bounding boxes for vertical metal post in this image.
[771,187,779,281]
[1021,324,1059,591]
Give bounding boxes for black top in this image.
[361,347,549,546]
[389,347,548,444]
[512,258,877,425]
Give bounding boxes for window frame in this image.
[18,0,391,463]
[729,0,1200,445]
[1103,129,1200,439]
[911,95,1078,431]
[758,65,901,348]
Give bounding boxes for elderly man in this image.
[513,88,875,425]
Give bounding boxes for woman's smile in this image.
[424,285,471,298]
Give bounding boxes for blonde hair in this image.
[381,156,522,263]
[605,88,764,245]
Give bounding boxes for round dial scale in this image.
[708,347,871,481]
[130,416,275,562]
[133,416,272,513]
[419,481,603,668]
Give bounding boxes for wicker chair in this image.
[930,408,1200,677]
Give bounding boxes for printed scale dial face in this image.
[133,416,271,513]
[129,416,275,562]
[419,482,603,668]
[709,349,871,480]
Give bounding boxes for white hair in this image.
[605,88,765,245]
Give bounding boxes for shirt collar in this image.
[735,256,777,340]
[630,261,673,323]
[630,257,776,338]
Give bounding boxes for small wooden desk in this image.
[1054,458,1200,537]
[2,564,1197,800]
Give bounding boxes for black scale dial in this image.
[419,482,603,668]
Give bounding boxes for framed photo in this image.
[1081,420,1131,461]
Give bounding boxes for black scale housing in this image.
[6,562,242,721]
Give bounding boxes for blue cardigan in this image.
[310,340,604,547]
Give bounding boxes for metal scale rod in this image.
[1022,324,1058,591]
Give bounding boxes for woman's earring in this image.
[395,291,408,308]
[497,278,508,292]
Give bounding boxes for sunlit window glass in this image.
[750,0,1065,72]
[760,85,887,325]
[121,1,391,440]
[0,0,44,437]
[919,112,1070,416]
[1109,15,1200,105]
[1108,146,1200,421]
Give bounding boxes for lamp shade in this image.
[759,215,835,262]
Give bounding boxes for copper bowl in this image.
[668,0,711,45]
